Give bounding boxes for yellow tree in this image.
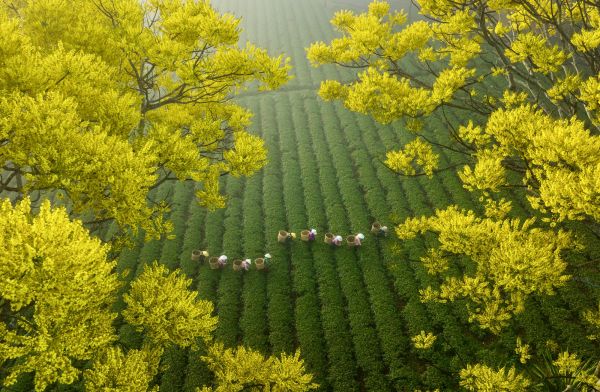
[307,0,600,330]
[0,198,119,390]
[307,0,600,388]
[122,263,218,348]
[199,344,319,392]
[0,0,290,244]
[0,199,316,391]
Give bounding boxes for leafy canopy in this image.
[84,346,162,392]
[307,0,600,333]
[0,0,290,243]
[0,198,119,391]
[123,263,217,348]
[199,343,319,392]
[398,206,574,334]
[0,199,316,391]
[308,0,600,388]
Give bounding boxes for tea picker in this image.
[191,249,209,261]
[371,221,388,237]
[332,235,343,246]
[301,228,317,241]
[241,258,252,271]
[354,233,365,246]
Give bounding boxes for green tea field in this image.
[5,0,600,391]
[107,0,599,391]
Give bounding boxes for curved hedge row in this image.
[157,182,196,392]
[305,97,391,392]
[329,101,431,389]
[182,178,229,391]
[178,184,208,279]
[259,95,296,355]
[290,95,360,392]
[238,98,270,354]
[275,96,331,389]
[213,176,245,346]
[351,111,469,389]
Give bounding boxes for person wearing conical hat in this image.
[354,233,365,246]
[241,258,252,271]
[264,253,272,267]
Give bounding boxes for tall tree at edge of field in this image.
[0,0,290,247]
[0,198,318,392]
[307,0,600,389]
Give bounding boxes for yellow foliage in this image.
[459,364,531,391]
[368,0,391,19]
[458,121,489,148]
[385,138,439,176]
[554,351,582,375]
[318,80,349,101]
[398,206,573,333]
[572,8,600,52]
[308,0,600,225]
[196,165,228,211]
[344,68,433,123]
[505,32,568,74]
[307,1,479,124]
[384,21,432,60]
[0,198,119,391]
[549,350,600,385]
[583,303,600,341]
[417,0,455,17]
[515,337,531,364]
[420,248,449,275]
[579,74,600,115]
[0,0,290,240]
[501,90,529,108]
[430,10,480,67]
[461,105,600,222]
[199,343,318,392]
[431,67,476,104]
[547,74,582,103]
[494,21,511,36]
[1,199,317,390]
[123,263,218,348]
[483,198,512,220]
[459,149,507,192]
[411,331,437,350]
[572,28,600,52]
[224,131,268,177]
[84,346,162,392]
